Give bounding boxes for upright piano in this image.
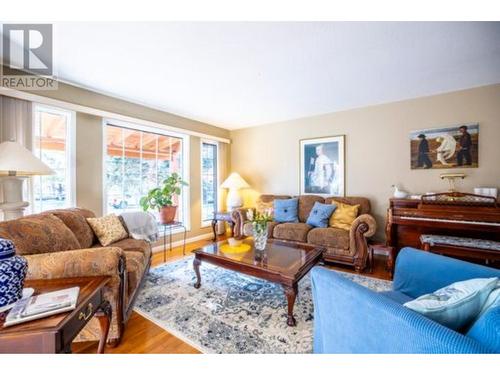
[386,192,500,265]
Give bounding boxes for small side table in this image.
[159,221,187,262]
[0,276,111,354]
[211,211,235,241]
[368,242,395,278]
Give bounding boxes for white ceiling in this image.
[12,22,500,129]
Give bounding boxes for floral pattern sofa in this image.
[232,194,377,272]
[0,208,152,346]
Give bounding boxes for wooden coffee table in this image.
[192,239,324,326]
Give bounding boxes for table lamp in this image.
[220,172,250,211]
[0,140,54,220]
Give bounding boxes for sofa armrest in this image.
[25,247,126,280]
[393,247,500,298]
[349,214,377,239]
[231,208,252,239]
[311,266,490,353]
[347,214,376,271]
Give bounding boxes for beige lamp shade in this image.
[220,172,250,211]
[0,141,54,176]
[220,172,250,190]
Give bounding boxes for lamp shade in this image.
[220,172,250,190]
[0,141,54,176]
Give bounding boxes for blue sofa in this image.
[311,247,500,353]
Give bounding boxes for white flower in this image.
[247,209,254,221]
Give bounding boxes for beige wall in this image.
[75,112,103,215]
[230,84,500,240]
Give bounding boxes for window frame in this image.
[102,118,191,231]
[200,139,220,228]
[31,103,76,213]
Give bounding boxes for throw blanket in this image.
[120,211,159,243]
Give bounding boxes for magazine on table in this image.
[4,287,80,327]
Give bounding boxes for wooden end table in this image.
[368,242,395,278]
[193,239,324,326]
[0,276,112,354]
[211,211,235,241]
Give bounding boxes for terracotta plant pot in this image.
[159,205,177,224]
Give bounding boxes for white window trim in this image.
[102,118,191,233]
[200,139,220,228]
[30,103,76,213]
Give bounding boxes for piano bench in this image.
[420,234,500,266]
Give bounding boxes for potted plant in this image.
[139,172,188,224]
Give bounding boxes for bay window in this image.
[104,121,189,225]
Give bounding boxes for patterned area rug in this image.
[134,256,392,354]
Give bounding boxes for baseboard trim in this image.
[151,232,214,253]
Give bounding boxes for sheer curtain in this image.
[0,96,33,219]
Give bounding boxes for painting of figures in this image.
[410,124,479,169]
[300,135,345,196]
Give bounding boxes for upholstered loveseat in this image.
[0,208,152,346]
[232,194,376,272]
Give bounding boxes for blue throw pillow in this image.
[404,277,499,331]
[306,202,337,228]
[273,198,299,223]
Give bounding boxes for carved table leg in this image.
[193,257,202,289]
[95,300,112,354]
[386,246,395,278]
[368,246,374,274]
[211,219,217,242]
[283,284,298,327]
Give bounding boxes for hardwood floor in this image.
[73,236,391,354]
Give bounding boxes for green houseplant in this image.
[139,172,188,224]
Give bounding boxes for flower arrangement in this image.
[247,208,273,250]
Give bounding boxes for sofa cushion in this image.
[273,223,312,242]
[298,195,325,223]
[329,201,360,231]
[307,227,350,249]
[404,277,499,331]
[274,198,299,223]
[108,238,152,267]
[306,202,337,228]
[46,208,96,248]
[0,214,81,255]
[86,214,129,247]
[325,196,371,215]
